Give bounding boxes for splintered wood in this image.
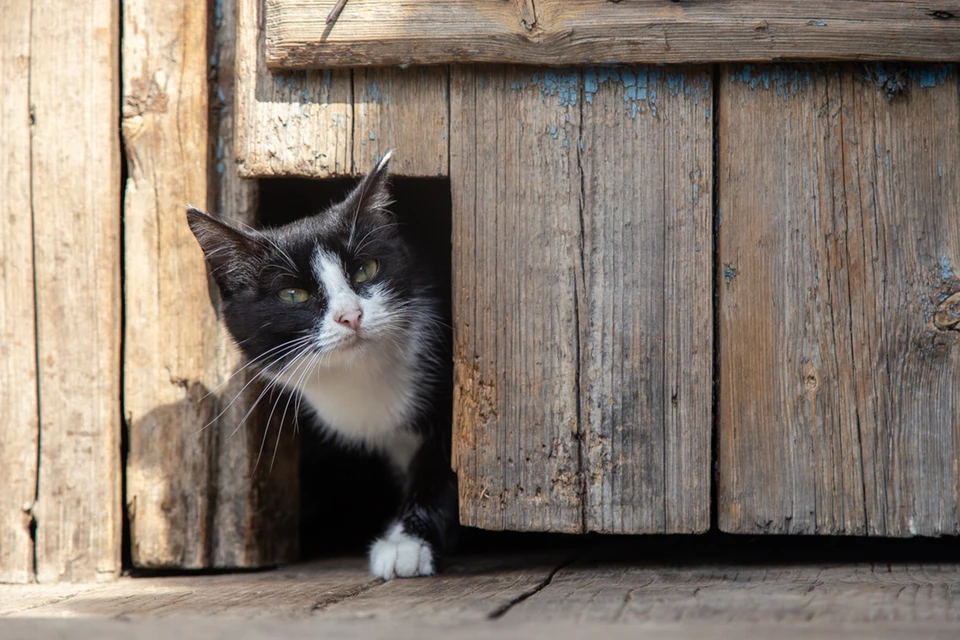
[236,0,447,178]
[122,0,298,569]
[718,64,960,536]
[451,67,712,533]
[28,0,122,582]
[265,0,960,69]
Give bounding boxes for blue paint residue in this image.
[533,70,579,106]
[366,80,383,104]
[938,162,943,177]
[369,131,376,140]
[728,64,812,97]
[942,255,955,281]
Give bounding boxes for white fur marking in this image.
[369,522,435,580]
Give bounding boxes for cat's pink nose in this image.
[335,307,362,332]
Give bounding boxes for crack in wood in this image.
[487,557,574,620]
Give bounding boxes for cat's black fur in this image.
[187,153,457,579]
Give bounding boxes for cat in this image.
[187,151,458,579]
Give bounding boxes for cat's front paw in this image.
[369,522,435,580]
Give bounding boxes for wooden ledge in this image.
[265,0,960,69]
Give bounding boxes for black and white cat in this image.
[187,152,457,579]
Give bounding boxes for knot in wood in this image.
[934,291,960,331]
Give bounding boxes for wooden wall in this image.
[0,0,122,583]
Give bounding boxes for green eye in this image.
[277,288,309,303]
[352,259,379,284]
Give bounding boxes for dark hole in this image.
[258,176,452,559]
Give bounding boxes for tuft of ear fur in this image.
[344,150,394,247]
[186,206,261,298]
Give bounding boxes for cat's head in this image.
[187,152,433,372]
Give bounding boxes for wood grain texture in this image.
[265,0,960,69]
[718,64,960,536]
[29,0,122,583]
[353,67,449,177]
[123,0,298,569]
[235,0,449,178]
[579,68,712,534]
[504,562,960,624]
[0,0,39,585]
[452,66,713,533]
[452,66,583,533]
[236,0,352,178]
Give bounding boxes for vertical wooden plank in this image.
[210,0,299,567]
[0,0,39,584]
[123,0,299,569]
[452,66,583,532]
[235,0,352,178]
[353,66,449,177]
[30,0,122,582]
[579,68,713,533]
[718,64,960,536]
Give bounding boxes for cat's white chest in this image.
[286,354,422,468]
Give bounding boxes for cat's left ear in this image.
[343,150,394,218]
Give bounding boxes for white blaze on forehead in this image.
[312,248,355,303]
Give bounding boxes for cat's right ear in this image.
[186,206,261,297]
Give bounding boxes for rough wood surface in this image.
[4,554,960,638]
[452,66,713,533]
[451,66,584,533]
[235,0,448,178]
[505,562,960,624]
[29,0,122,583]
[265,0,960,69]
[236,0,352,178]
[718,64,960,536]
[0,0,40,585]
[122,0,298,569]
[353,67,448,177]
[579,68,712,534]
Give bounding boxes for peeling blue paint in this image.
[563,138,569,148]
[728,65,812,97]
[693,183,700,204]
[441,128,447,140]
[534,70,579,106]
[550,125,559,139]
[704,107,711,120]
[913,65,952,88]
[942,255,955,281]
[369,131,376,140]
[812,20,827,26]
[939,161,943,177]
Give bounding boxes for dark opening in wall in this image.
[257,176,452,559]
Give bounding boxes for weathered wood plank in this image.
[29,0,122,583]
[236,0,449,178]
[11,558,377,618]
[718,64,960,536]
[451,66,583,533]
[504,562,960,624]
[0,0,39,585]
[236,0,352,178]
[265,0,960,69]
[122,0,299,569]
[321,553,568,620]
[579,68,712,534]
[353,67,449,177]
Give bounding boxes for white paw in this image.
[369,523,435,580]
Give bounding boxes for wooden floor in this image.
[3,547,960,639]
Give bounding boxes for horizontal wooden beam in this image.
[265,0,960,69]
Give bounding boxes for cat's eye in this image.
[277,288,309,303]
[352,259,379,284]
